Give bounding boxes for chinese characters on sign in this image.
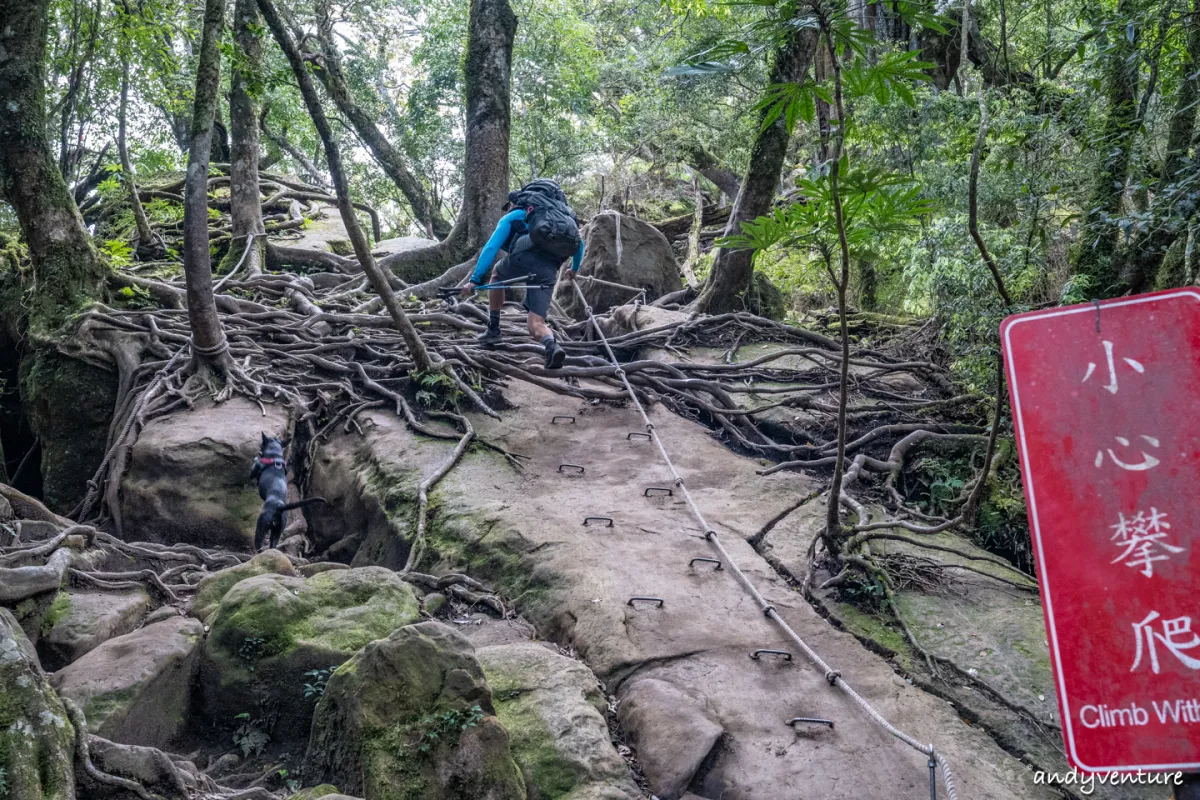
[1003,289,1200,774]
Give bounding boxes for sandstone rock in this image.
[199,567,419,742]
[305,621,525,800]
[20,349,117,513]
[479,642,640,800]
[373,235,435,257]
[555,211,682,318]
[0,608,76,799]
[189,549,297,621]
[38,587,150,671]
[286,785,346,800]
[298,562,350,578]
[51,616,203,748]
[119,398,291,550]
[80,737,200,799]
[144,606,183,625]
[422,592,448,617]
[305,380,1055,799]
[617,678,723,800]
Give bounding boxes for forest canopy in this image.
[2,0,1198,391]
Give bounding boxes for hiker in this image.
[460,179,584,369]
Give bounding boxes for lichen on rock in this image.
[0,608,75,799]
[199,566,420,743]
[305,620,525,800]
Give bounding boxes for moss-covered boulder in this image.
[189,549,296,622]
[287,787,356,800]
[478,643,640,800]
[119,398,291,550]
[50,615,203,749]
[38,587,150,671]
[199,567,420,743]
[305,621,526,800]
[20,349,117,514]
[0,608,75,799]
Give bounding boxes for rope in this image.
[570,280,959,800]
[190,338,229,358]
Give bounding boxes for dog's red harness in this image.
[258,457,285,469]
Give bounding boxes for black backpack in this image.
[512,180,581,260]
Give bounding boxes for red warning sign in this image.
[1002,288,1200,773]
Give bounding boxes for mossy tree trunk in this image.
[693,23,818,315]
[0,0,107,334]
[313,0,451,240]
[225,0,267,278]
[182,0,234,372]
[1072,0,1140,296]
[116,3,156,255]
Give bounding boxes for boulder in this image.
[0,608,76,799]
[616,678,724,800]
[50,616,203,748]
[745,270,786,320]
[189,549,297,622]
[199,567,420,743]
[372,236,436,257]
[478,642,640,800]
[287,786,352,800]
[37,587,150,671]
[305,621,525,800]
[20,349,118,513]
[555,211,682,318]
[119,399,291,550]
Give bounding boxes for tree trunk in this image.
[376,0,517,287]
[182,0,232,371]
[313,0,450,240]
[680,175,703,290]
[1123,0,1200,292]
[119,56,156,253]
[682,144,742,201]
[692,24,818,314]
[258,0,436,375]
[1071,0,1139,295]
[0,0,107,333]
[261,116,328,188]
[226,0,267,277]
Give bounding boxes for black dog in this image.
[251,433,325,552]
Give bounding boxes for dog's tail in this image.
[279,497,328,512]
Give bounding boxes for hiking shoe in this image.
[544,342,566,370]
[476,328,502,346]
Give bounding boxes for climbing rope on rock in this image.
[570,280,960,800]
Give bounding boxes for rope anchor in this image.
[644,487,674,497]
[627,432,652,441]
[689,557,722,570]
[558,464,585,474]
[750,649,793,661]
[787,717,835,729]
[627,596,664,608]
[583,516,613,527]
[551,415,576,424]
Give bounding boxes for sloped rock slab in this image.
[51,616,203,748]
[479,642,640,800]
[307,380,1055,799]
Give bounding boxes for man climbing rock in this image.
[460,179,584,369]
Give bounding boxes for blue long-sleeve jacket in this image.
[469,208,584,285]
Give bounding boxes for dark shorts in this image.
[494,252,561,318]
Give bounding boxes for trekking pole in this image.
[438,273,541,298]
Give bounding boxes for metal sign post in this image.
[1003,289,1200,774]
